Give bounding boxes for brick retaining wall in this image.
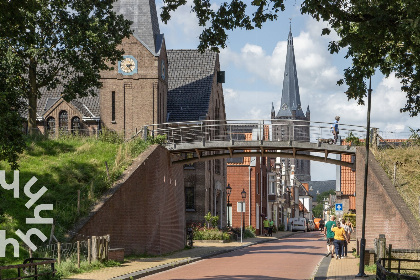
[355,147,420,250]
[71,145,185,255]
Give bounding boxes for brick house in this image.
[227,129,270,235]
[167,50,227,227]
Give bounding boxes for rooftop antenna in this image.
[289,18,292,32]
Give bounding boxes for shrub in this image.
[278,224,285,231]
[204,212,219,228]
[193,227,229,240]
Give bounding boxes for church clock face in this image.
[281,103,288,110]
[118,55,137,75]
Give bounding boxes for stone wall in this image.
[72,145,185,255]
[355,147,420,249]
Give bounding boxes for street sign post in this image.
[335,203,343,216]
[335,203,343,211]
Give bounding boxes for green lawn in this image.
[0,133,158,270]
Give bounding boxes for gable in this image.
[167,50,217,122]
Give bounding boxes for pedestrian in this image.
[331,221,346,259]
[268,219,274,236]
[263,217,270,236]
[343,221,353,257]
[323,215,336,258]
[331,116,340,144]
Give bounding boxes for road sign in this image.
[335,203,343,212]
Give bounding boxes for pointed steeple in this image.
[113,0,163,54]
[276,26,304,119]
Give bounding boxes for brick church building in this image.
[34,0,227,227]
[271,27,311,183]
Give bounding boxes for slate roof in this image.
[113,0,163,55]
[276,29,305,119]
[167,50,217,122]
[37,85,100,119]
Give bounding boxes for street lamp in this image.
[226,184,232,227]
[240,188,247,243]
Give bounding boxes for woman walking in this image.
[331,221,346,259]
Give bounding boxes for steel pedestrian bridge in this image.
[141,120,371,168]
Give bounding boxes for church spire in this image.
[276,25,304,119]
[113,0,162,54]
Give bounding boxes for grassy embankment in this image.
[0,132,161,276]
[373,145,420,223]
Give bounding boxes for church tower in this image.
[100,0,168,138]
[272,26,311,182]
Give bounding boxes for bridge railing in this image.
[141,119,371,146]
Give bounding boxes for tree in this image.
[0,0,132,134]
[0,44,26,169]
[312,189,335,218]
[161,0,420,116]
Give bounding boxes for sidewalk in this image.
[65,231,375,280]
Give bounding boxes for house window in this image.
[46,117,55,134]
[59,111,68,131]
[71,116,81,134]
[269,181,275,195]
[185,186,195,210]
[111,91,115,122]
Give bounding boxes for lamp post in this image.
[240,188,247,243]
[226,184,232,227]
[356,76,372,278]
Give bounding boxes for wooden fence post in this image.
[91,236,97,262]
[388,244,392,271]
[57,242,61,264]
[87,238,91,264]
[77,241,80,268]
[105,234,110,261]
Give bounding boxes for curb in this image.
[112,233,296,280]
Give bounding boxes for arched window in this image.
[71,116,81,134]
[46,117,55,133]
[59,111,68,131]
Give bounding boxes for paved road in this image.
[143,231,325,280]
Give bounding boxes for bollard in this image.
[91,236,97,262]
[378,234,386,260]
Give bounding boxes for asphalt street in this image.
[143,231,325,280]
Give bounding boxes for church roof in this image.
[37,85,100,120]
[113,0,163,55]
[276,29,305,119]
[167,50,217,122]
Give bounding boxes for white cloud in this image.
[157,0,202,49]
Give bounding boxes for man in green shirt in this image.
[324,215,336,258]
[263,217,270,236]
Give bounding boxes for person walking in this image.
[263,217,270,236]
[343,221,353,257]
[268,219,274,236]
[331,116,340,144]
[331,221,346,259]
[324,215,336,258]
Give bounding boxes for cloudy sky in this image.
[157,0,419,180]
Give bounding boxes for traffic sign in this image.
[335,203,343,212]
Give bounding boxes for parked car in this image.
[308,220,315,231]
[289,217,307,232]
